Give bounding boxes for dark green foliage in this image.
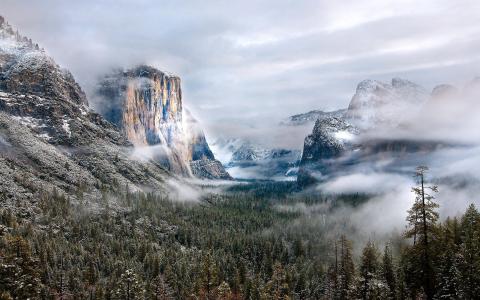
[0,173,479,299]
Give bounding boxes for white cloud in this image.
[2,0,480,148]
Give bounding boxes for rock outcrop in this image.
[0,17,175,214]
[281,109,347,126]
[95,66,231,180]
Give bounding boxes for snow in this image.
[62,118,71,137]
[334,130,355,141]
[11,116,45,128]
[37,133,52,141]
[347,78,429,130]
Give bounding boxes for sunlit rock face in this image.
[96,65,231,179]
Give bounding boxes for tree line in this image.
[0,166,479,299]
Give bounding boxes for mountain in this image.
[281,109,347,126]
[95,65,231,180]
[346,78,428,130]
[297,78,447,186]
[210,138,301,180]
[0,17,180,213]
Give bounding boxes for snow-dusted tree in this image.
[264,262,290,299]
[114,269,144,300]
[458,204,480,299]
[216,281,233,299]
[404,166,439,300]
[381,244,396,299]
[338,235,355,300]
[0,236,41,299]
[357,241,381,299]
[435,246,460,299]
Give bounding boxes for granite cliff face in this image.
[0,18,177,215]
[95,66,231,180]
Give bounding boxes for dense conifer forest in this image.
[1,168,479,299]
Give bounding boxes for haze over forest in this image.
[1,1,480,299]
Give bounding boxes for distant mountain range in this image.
[210,138,301,180]
[297,77,480,186]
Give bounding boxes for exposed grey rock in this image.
[282,109,347,126]
[190,159,231,180]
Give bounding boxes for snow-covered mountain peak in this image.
[347,78,428,130]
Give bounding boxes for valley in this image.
[1,6,480,300]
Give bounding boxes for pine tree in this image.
[150,274,174,300]
[458,204,480,299]
[114,269,145,300]
[338,235,355,300]
[404,166,439,300]
[83,260,98,300]
[200,252,219,300]
[381,244,396,299]
[264,262,290,299]
[216,281,233,299]
[435,246,460,299]
[358,241,380,300]
[324,239,339,299]
[0,236,41,299]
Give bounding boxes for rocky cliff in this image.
[95,66,231,180]
[0,17,180,215]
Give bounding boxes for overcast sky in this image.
[2,0,480,146]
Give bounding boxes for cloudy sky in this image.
[2,0,480,146]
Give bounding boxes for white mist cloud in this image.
[318,172,412,195]
[2,0,480,147]
[165,178,202,202]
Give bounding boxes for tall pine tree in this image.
[404,166,439,300]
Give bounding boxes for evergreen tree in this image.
[0,236,41,299]
[358,241,380,300]
[435,246,460,299]
[338,235,355,300]
[150,274,174,300]
[458,204,480,299]
[114,269,145,300]
[216,281,233,299]
[264,262,290,300]
[200,252,219,300]
[381,244,396,299]
[404,166,439,300]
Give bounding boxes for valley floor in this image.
[1,180,479,299]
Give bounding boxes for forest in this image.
[0,167,479,300]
